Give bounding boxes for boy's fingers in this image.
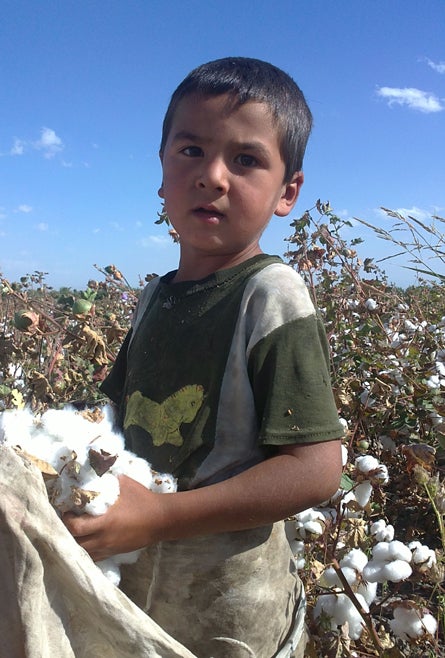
[62,511,98,538]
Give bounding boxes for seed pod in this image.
[14,309,40,332]
[72,299,93,316]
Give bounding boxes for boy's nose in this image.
[196,159,229,192]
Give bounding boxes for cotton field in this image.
[1,206,444,657]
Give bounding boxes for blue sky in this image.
[1,0,444,289]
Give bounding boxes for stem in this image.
[424,483,445,552]
[331,559,384,652]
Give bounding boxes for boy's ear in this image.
[274,172,304,217]
[158,150,165,198]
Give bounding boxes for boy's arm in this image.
[64,438,342,562]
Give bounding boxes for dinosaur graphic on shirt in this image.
[124,385,205,446]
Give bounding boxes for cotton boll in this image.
[371,540,411,564]
[113,451,155,489]
[340,548,368,573]
[2,405,177,585]
[339,491,357,516]
[362,561,384,583]
[83,472,121,515]
[319,565,358,589]
[335,593,368,640]
[0,407,35,445]
[341,443,348,466]
[387,540,413,563]
[151,473,177,493]
[370,519,394,542]
[357,581,377,606]
[294,508,326,537]
[381,560,413,583]
[355,455,380,473]
[409,542,437,569]
[314,593,368,640]
[313,594,338,630]
[96,559,122,586]
[96,551,141,585]
[319,566,340,587]
[355,455,389,484]
[90,429,125,458]
[426,374,440,390]
[354,481,373,507]
[390,606,437,640]
[363,541,413,583]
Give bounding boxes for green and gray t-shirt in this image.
[101,254,343,490]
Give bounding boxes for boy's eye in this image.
[235,154,258,168]
[181,146,203,157]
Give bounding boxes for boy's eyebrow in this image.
[171,130,202,143]
[171,131,272,155]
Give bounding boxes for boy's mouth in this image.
[194,206,224,221]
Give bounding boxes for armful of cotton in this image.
[0,405,176,585]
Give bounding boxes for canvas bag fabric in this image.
[0,446,196,658]
[0,446,306,658]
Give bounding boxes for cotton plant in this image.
[389,603,438,642]
[288,435,442,651]
[0,404,177,585]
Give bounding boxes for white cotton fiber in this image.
[381,560,413,583]
[356,455,380,473]
[390,606,437,640]
[357,581,377,606]
[340,548,368,572]
[370,519,394,542]
[409,541,437,569]
[363,540,413,583]
[354,481,373,507]
[0,404,177,585]
[314,592,368,640]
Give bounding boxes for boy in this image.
[64,57,344,657]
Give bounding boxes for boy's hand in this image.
[62,475,166,561]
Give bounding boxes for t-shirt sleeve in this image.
[99,328,132,407]
[245,266,344,445]
[248,314,344,444]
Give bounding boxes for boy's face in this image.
[159,94,303,274]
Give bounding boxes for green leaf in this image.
[340,473,355,491]
[0,384,12,397]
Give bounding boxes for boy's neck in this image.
[172,245,264,283]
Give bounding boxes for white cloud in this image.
[110,221,124,232]
[10,138,25,156]
[425,58,445,74]
[36,222,49,231]
[376,86,444,113]
[35,127,64,158]
[17,204,33,213]
[375,206,432,222]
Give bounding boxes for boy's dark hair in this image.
[160,57,313,182]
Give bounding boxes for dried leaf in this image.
[14,447,59,480]
[70,486,100,510]
[80,407,105,424]
[88,447,118,476]
[30,371,54,402]
[402,443,436,474]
